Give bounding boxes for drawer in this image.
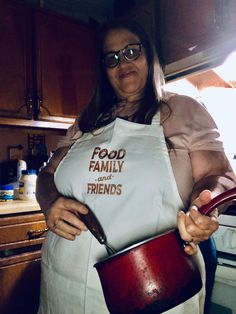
[0,220,47,245]
[0,245,42,267]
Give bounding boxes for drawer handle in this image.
[27,228,48,238]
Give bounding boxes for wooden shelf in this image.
[0,117,72,130]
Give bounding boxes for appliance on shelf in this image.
[27,134,48,173]
[211,204,236,314]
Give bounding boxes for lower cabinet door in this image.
[0,255,41,314]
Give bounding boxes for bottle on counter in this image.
[19,169,37,201]
[17,159,27,182]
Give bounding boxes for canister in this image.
[0,184,14,201]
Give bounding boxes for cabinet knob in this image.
[27,227,48,238]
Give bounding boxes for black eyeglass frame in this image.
[102,43,143,68]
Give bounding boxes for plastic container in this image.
[0,184,14,202]
[19,170,37,201]
[17,159,27,181]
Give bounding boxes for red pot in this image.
[95,229,202,313]
[81,187,236,314]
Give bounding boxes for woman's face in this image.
[103,28,148,101]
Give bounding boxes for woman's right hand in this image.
[36,146,89,240]
[46,196,89,240]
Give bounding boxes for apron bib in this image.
[38,115,205,314]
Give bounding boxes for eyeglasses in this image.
[102,43,143,68]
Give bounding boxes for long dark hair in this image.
[79,19,165,133]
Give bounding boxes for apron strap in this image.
[151,111,160,125]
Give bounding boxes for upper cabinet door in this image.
[0,0,33,119]
[35,10,96,123]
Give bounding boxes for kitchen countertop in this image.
[0,199,41,215]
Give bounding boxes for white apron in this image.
[38,114,205,314]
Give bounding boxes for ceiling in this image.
[187,69,234,90]
[186,51,236,89]
[25,0,114,23]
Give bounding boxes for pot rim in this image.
[94,228,179,266]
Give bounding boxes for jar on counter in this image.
[0,184,14,202]
[19,170,37,201]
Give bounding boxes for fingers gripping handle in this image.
[79,207,107,245]
[199,187,236,216]
[78,189,236,246]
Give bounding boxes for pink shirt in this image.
[162,93,223,207]
[58,93,224,208]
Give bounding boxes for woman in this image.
[37,20,236,314]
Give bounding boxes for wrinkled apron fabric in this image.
[38,115,206,314]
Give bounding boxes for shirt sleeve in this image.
[56,118,82,149]
[162,93,224,152]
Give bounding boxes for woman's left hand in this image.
[177,189,219,255]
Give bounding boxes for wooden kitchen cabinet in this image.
[0,0,96,126]
[114,0,158,44]
[0,212,47,314]
[0,0,33,119]
[35,9,96,123]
